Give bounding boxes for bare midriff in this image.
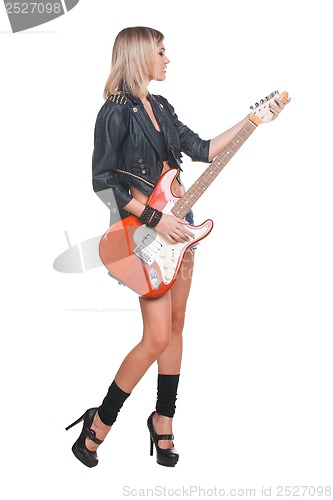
[130,160,185,204]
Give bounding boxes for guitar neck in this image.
[171,119,257,219]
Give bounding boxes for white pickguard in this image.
[133,202,210,286]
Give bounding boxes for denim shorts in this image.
[185,209,198,251]
[185,208,194,225]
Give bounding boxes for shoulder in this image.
[106,93,129,106]
[96,93,131,123]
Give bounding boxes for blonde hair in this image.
[103,27,164,100]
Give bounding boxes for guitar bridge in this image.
[133,245,155,265]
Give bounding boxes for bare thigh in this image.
[156,249,195,373]
[139,288,172,345]
[170,249,195,318]
[138,250,195,344]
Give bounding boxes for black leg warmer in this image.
[98,380,131,426]
[155,374,180,418]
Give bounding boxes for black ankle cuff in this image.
[98,380,131,426]
[155,374,180,418]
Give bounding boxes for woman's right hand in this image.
[155,213,195,244]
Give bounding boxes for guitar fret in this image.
[171,121,256,219]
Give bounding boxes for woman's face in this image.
[151,42,170,81]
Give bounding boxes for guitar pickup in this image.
[142,233,162,252]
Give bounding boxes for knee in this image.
[142,331,170,359]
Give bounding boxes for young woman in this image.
[66,26,288,468]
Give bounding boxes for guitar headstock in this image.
[249,90,289,126]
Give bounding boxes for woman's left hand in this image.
[269,96,291,120]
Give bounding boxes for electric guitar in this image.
[99,90,289,298]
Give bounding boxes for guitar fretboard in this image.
[171,120,257,219]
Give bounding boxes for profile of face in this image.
[150,42,170,81]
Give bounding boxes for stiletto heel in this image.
[65,413,85,431]
[147,411,179,467]
[65,408,104,468]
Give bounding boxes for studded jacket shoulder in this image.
[92,92,210,221]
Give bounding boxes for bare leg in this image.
[115,291,172,391]
[153,250,195,448]
[86,288,174,451]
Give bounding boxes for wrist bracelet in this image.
[139,205,155,225]
[139,205,163,228]
[148,209,162,228]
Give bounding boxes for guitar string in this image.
[171,123,256,218]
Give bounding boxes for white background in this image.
[1,0,332,498]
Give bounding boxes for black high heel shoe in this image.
[147,411,179,467]
[65,408,104,468]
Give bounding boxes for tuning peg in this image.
[250,90,281,109]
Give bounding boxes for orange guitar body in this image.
[99,169,214,298]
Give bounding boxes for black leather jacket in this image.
[92,92,210,220]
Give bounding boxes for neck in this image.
[140,92,149,102]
